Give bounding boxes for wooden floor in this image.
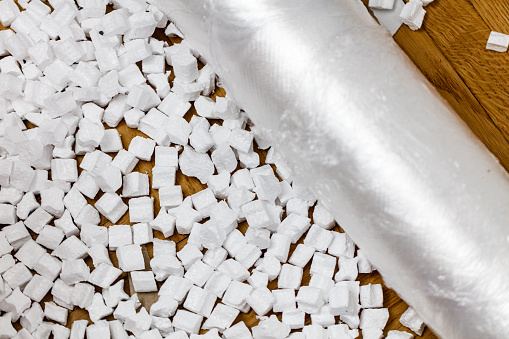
[4,0,509,338]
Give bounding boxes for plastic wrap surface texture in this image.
[153,0,509,338]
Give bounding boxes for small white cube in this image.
[289,244,315,268]
[128,136,156,161]
[95,192,128,223]
[360,283,384,309]
[51,159,78,182]
[108,224,132,250]
[204,271,232,298]
[122,172,150,197]
[159,185,183,208]
[155,146,179,167]
[100,129,123,153]
[111,150,139,174]
[131,271,157,293]
[310,252,337,279]
[172,310,203,334]
[487,31,509,52]
[296,286,324,314]
[400,307,425,336]
[246,287,274,316]
[202,303,239,331]
[360,308,390,330]
[369,0,395,10]
[184,260,214,287]
[183,285,216,317]
[282,309,305,330]
[222,281,253,310]
[278,264,303,290]
[132,222,153,245]
[129,197,154,223]
[116,244,145,272]
[152,166,176,189]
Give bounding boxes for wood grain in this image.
[7,0,509,338]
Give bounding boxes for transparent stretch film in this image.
[153,0,509,337]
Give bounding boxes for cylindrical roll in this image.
[153,0,509,337]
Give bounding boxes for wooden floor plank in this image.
[421,1,509,151]
[393,25,509,171]
[468,0,509,32]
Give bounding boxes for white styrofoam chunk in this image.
[128,136,156,161]
[296,286,324,314]
[123,172,150,197]
[88,263,122,289]
[335,257,359,282]
[400,307,425,336]
[246,286,275,316]
[255,253,281,281]
[172,309,203,335]
[103,94,128,128]
[0,0,21,27]
[132,222,153,245]
[150,294,178,318]
[369,0,395,10]
[235,243,262,269]
[35,225,64,251]
[95,192,128,223]
[150,209,176,238]
[86,293,113,323]
[3,262,32,290]
[129,196,154,223]
[108,224,133,250]
[282,309,305,330]
[304,224,333,253]
[88,244,113,267]
[51,159,78,183]
[111,150,139,175]
[360,308,390,330]
[278,264,303,290]
[100,129,123,153]
[222,280,253,311]
[400,0,426,31]
[252,315,290,339]
[386,330,415,339]
[223,322,253,339]
[124,108,145,128]
[360,283,384,309]
[154,146,179,168]
[159,275,193,304]
[116,244,145,272]
[276,213,311,243]
[202,303,240,332]
[179,147,215,185]
[44,301,68,325]
[158,91,191,118]
[486,31,509,53]
[131,271,157,293]
[52,234,89,260]
[126,84,161,112]
[183,285,217,317]
[0,203,16,225]
[159,185,183,208]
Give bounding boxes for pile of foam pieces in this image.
[369,0,434,31]
[0,0,427,338]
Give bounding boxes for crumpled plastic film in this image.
[153,0,509,337]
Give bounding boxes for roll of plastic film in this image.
[153,0,509,337]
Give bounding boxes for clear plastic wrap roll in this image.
[153,0,509,337]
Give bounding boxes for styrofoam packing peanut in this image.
[400,0,426,31]
[369,0,395,10]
